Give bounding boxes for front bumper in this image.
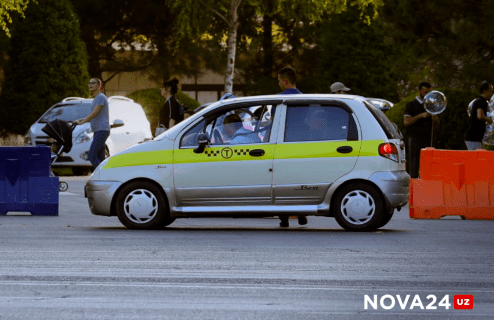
[85,180,122,216]
[368,171,410,209]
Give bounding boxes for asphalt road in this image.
[0,177,493,319]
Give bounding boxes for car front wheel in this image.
[115,181,174,229]
[334,183,384,231]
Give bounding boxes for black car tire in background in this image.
[72,167,92,176]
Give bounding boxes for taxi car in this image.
[85,94,410,231]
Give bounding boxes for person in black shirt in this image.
[404,81,440,178]
[464,81,494,150]
[159,77,183,130]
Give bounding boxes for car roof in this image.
[54,96,138,106]
[196,94,366,117]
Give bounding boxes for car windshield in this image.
[39,103,92,123]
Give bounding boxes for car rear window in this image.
[363,100,401,139]
[39,103,92,123]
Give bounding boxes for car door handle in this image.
[249,149,265,157]
[336,146,353,154]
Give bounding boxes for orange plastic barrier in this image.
[409,148,494,220]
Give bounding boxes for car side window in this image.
[180,104,277,148]
[180,119,206,147]
[211,107,263,146]
[284,105,355,142]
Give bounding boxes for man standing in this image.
[465,81,494,150]
[74,78,110,170]
[330,82,351,94]
[278,67,302,95]
[404,81,440,179]
[276,67,307,227]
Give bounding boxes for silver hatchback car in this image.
[85,94,409,231]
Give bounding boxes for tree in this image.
[0,0,89,135]
[314,5,399,99]
[70,0,159,85]
[381,0,494,89]
[169,0,384,93]
[70,0,225,89]
[0,0,34,37]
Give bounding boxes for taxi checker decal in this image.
[204,150,220,157]
[205,148,251,158]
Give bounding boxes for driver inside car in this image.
[222,114,261,145]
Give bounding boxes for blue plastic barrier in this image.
[0,146,59,216]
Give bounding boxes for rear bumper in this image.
[368,171,410,209]
[85,180,122,216]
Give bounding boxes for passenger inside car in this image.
[255,107,273,142]
[222,114,261,145]
[286,106,350,142]
[306,109,332,140]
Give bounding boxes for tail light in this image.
[378,143,398,162]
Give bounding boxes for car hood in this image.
[110,137,175,156]
[29,122,90,139]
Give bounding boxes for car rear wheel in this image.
[115,181,175,230]
[377,210,394,229]
[334,183,384,231]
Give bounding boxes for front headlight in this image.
[74,128,93,144]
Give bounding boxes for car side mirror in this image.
[193,133,210,154]
[110,119,124,129]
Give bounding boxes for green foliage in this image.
[176,91,201,110]
[0,0,33,37]
[386,88,478,152]
[314,5,398,100]
[126,88,200,133]
[0,0,89,135]
[381,0,494,89]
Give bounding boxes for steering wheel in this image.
[213,129,224,145]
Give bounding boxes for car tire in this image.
[115,181,175,230]
[334,183,384,231]
[377,211,393,229]
[72,167,91,176]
